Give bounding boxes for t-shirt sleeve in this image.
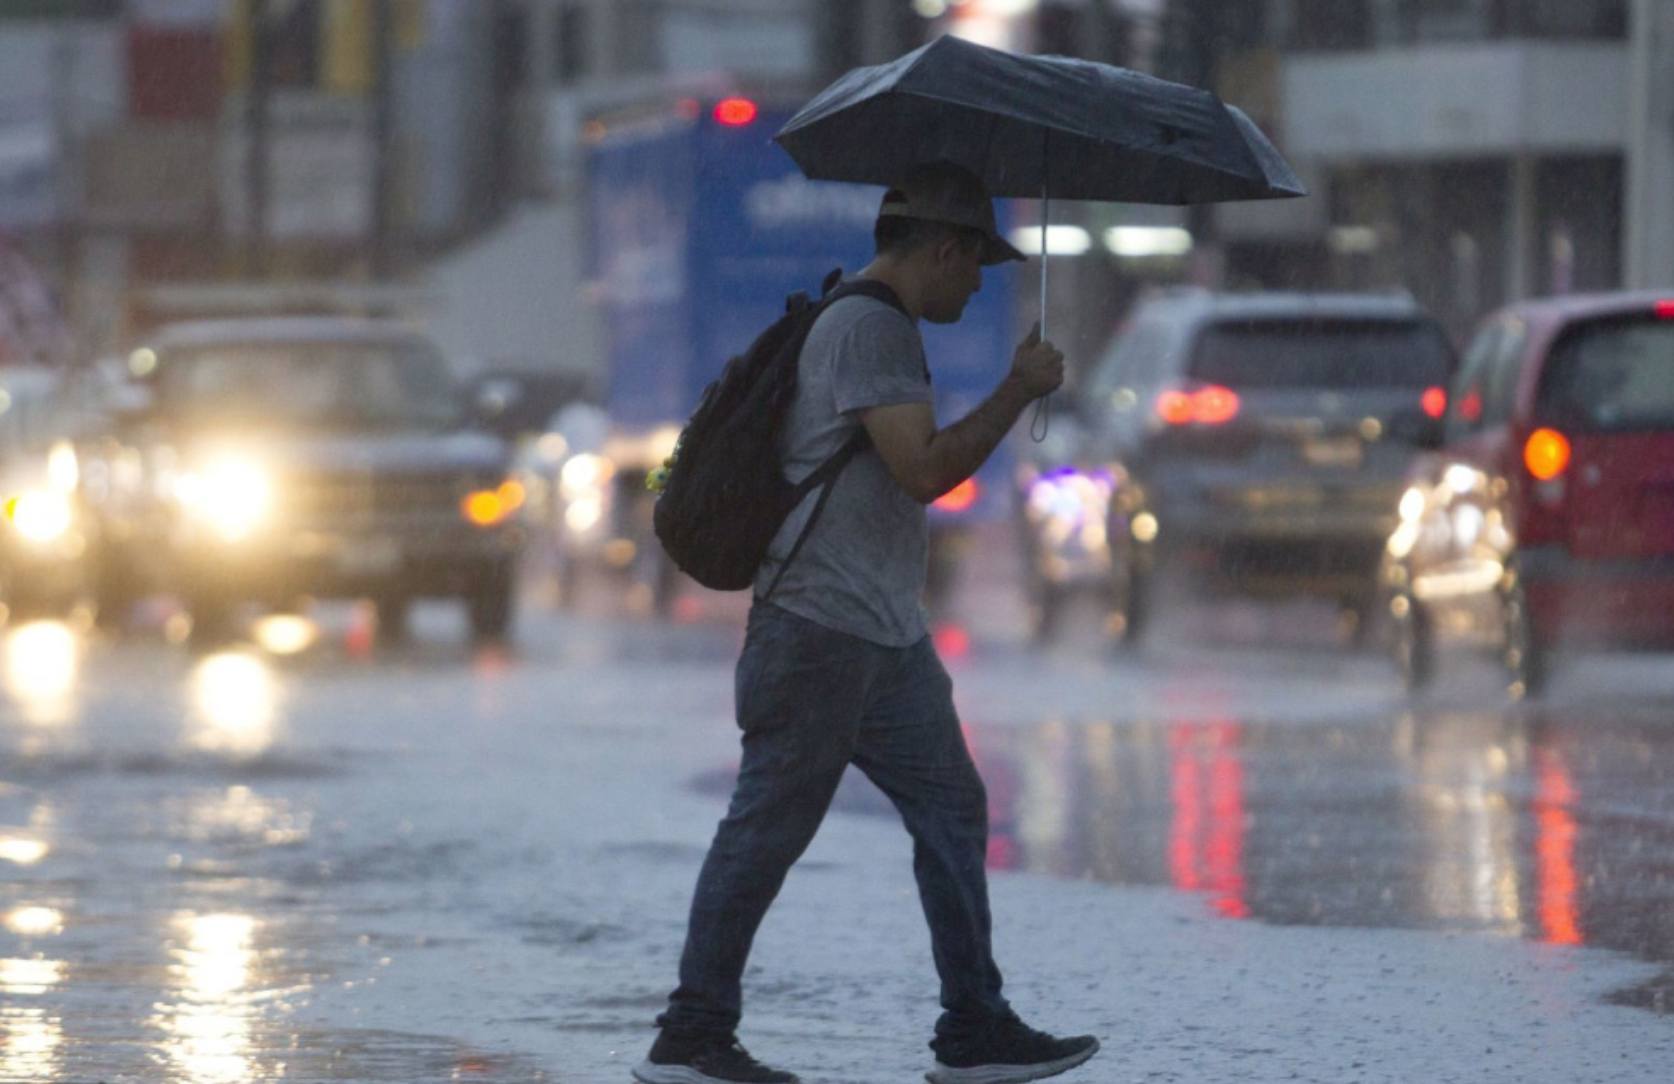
[830,307,933,416]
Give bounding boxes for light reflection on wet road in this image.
[955,708,1674,986]
[0,610,555,1083]
[3,595,1672,1082]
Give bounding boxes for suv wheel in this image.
[185,592,237,647]
[1110,561,1150,647]
[91,548,141,630]
[1391,589,1434,693]
[1106,533,1151,648]
[466,561,517,641]
[1500,574,1547,700]
[1028,582,1065,643]
[374,595,410,641]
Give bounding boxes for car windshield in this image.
[1188,318,1454,390]
[154,340,461,430]
[1536,316,1674,433]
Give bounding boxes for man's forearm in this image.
[920,376,1035,499]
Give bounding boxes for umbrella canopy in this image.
[774,34,1305,206]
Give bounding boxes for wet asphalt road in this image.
[2,550,1673,1081]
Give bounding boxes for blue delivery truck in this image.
[559,95,1018,614]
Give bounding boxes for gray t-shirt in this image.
[753,291,933,647]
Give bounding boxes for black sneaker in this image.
[632,1029,799,1084]
[926,1020,1100,1084]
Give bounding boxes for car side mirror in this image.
[1386,406,1444,449]
[105,381,155,426]
[469,379,523,432]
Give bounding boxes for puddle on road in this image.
[699,704,1674,1007]
[973,708,1673,973]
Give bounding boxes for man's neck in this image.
[855,257,925,322]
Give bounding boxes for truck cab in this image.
[82,316,523,643]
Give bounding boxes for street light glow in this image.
[1105,226,1193,258]
[1007,225,1092,256]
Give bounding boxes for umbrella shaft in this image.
[1039,188,1049,340]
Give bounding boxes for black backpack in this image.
[652,269,907,595]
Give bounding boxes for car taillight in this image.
[713,98,758,126]
[1421,386,1447,419]
[934,477,979,513]
[1524,428,1571,481]
[1156,385,1239,426]
[1655,299,1674,320]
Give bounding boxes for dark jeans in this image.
[661,602,1011,1042]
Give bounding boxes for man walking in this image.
[635,161,1100,1084]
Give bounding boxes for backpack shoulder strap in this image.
[821,274,909,318]
[756,274,907,602]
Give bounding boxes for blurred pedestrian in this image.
[635,161,1099,1084]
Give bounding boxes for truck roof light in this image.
[714,98,758,126]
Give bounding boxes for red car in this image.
[1382,290,1674,697]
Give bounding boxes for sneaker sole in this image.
[631,1061,719,1084]
[632,1060,799,1084]
[924,1039,1100,1084]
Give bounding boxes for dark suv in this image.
[1021,290,1455,641]
[82,317,523,642]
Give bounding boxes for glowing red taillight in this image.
[1655,299,1674,320]
[1524,428,1571,481]
[1157,385,1239,426]
[1157,390,1195,425]
[1421,386,1447,419]
[1194,385,1239,424]
[713,98,758,126]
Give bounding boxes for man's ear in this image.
[933,231,969,266]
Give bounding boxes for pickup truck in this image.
[81,316,522,643]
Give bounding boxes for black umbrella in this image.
[776,34,1304,204]
[775,34,1306,326]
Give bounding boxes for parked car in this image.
[1022,289,1455,643]
[1382,290,1674,698]
[0,366,93,620]
[79,317,524,643]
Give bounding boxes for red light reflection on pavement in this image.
[1169,720,1250,920]
[671,595,706,624]
[964,724,1021,871]
[1534,746,1583,946]
[933,624,972,659]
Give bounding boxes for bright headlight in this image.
[8,490,72,543]
[560,453,613,499]
[175,459,273,540]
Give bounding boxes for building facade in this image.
[1269,0,1674,338]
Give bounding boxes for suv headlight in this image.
[557,453,614,537]
[175,458,273,541]
[7,490,73,544]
